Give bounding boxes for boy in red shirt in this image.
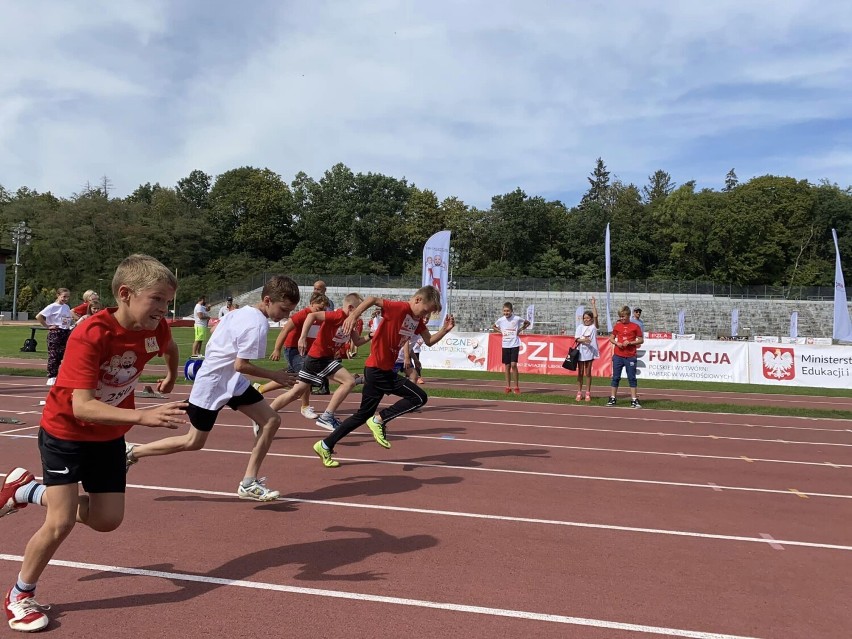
[269,293,370,430]
[0,254,187,632]
[312,285,455,468]
[607,305,644,408]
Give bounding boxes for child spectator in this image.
[607,305,644,408]
[125,276,301,501]
[191,296,210,358]
[493,302,530,394]
[1,254,185,632]
[70,290,100,322]
[574,297,599,402]
[36,288,74,386]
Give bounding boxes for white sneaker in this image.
[300,405,318,420]
[252,420,260,437]
[237,478,280,501]
[46,377,56,386]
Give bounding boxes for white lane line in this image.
[0,555,760,639]
[407,416,852,447]
[2,436,852,500]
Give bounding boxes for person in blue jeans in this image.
[607,305,644,408]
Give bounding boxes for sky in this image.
[2,0,852,208]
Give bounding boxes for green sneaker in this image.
[313,440,340,468]
[366,416,391,449]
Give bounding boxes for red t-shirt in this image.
[611,321,643,357]
[366,300,426,370]
[71,302,89,317]
[284,308,320,349]
[40,308,172,442]
[308,309,350,358]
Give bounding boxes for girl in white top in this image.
[573,297,599,402]
[36,288,74,385]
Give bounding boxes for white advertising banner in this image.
[418,332,491,371]
[422,230,451,329]
[638,339,749,383]
[748,342,852,388]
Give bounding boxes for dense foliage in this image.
[2,159,851,314]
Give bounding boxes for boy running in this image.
[268,293,370,430]
[312,286,455,468]
[1,254,186,632]
[125,276,300,500]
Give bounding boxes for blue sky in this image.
[2,0,852,208]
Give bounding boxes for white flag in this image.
[731,308,739,337]
[525,304,535,330]
[575,305,585,328]
[832,229,852,342]
[605,223,613,332]
[422,230,451,329]
[789,311,798,339]
[678,309,685,335]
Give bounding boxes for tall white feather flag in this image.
[789,311,798,339]
[605,223,613,332]
[678,309,686,335]
[832,229,852,342]
[731,308,739,337]
[422,230,451,330]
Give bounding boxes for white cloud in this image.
[3,0,852,204]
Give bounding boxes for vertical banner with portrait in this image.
[422,230,451,330]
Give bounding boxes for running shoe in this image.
[124,443,137,472]
[252,421,260,438]
[252,382,264,394]
[513,387,521,395]
[5,588,49,632]
[313,441,340,468]
[300,405,318,420]
[353,374,364,386]
[237,478,280,501]
[316,414,341,431]
[606,396,617,407]
[585,392,592,402]
[575,392,582,402]
[0,468,33,519]
[631,398,642,409]
[504,387,511,394]
[365,416,391,449]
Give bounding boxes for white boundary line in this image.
[0,554,762,639]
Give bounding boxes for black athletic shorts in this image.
[186,384,264,432]
[502,346,520,365]
[298,356,343,386]
[38,428,126,493]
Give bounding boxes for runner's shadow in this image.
[154,495,300,511]
[58,526,438,614]
[278,474,463,502]
[395,448,550,471]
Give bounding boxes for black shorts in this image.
[298,356,342,386]
[38,428,126,493]
[186,384,264,432]
[502,346,520,364]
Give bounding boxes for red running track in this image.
[1,375,851,638]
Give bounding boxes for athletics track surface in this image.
[1,374,850,638]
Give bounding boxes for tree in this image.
[724,168,739,192]
[580,158,611,207]
[176,169,212,210]
[642,170,675,205]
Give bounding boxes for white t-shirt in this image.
[411,333,423,354]
[495,315,524,348]
[189,306,268,410]
[574,323,599,362]
[194,303,209,327]
[369,316,383,334]
[39,302,73,331]
[218,305,231,319]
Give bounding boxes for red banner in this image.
[487,334,613,376]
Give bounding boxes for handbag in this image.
[562,341,580,371]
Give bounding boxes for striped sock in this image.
[11,575,37,599]
[15,480,46,506]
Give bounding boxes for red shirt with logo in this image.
[284,308,320,349]
[308,309,350,358]
[611,321,643,358]
[40,308,172,442]
[367,300,426,370]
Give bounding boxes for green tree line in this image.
[2,160,851,314]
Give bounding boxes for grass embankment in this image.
[2,326,851,420]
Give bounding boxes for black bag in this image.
[562,343,580,371]
[21,338,37,353]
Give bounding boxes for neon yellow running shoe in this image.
[366,416,391,449]
[313,441,340,468]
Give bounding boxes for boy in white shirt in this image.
[125,276,300,501]
[493,302,530,394]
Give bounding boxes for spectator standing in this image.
[36,289,73,386]
[631,308,645,334]
[191,296,210,358]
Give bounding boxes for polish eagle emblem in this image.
[762,347,794,380]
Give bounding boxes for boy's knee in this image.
[45,519,76,541]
